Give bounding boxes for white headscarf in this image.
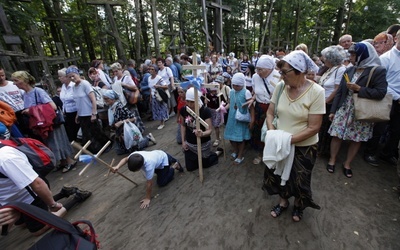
[256,55,275,69]
[231,73,246,86]
[282,50,319,73]
[186,87,203,106]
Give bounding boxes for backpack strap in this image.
[3,201,82,234]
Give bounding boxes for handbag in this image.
[156,88,169,103]
[53,108,65,126]
[353,66,392,122]
[123,88,142,105]
[261,82,284,142]
[235,108,251,122]
[29,89,56,139]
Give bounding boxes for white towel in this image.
[263,130,295,186]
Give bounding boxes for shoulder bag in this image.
[261,82,284,142]
[353,66,392,122]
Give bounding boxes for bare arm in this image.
[140,180,153,209]
[112,156,129,172]
[29,177,60,211]
[266,103,276,130]
[291,114,323,144]
[88,92,97,120]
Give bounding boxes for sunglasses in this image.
[279,68,294,75]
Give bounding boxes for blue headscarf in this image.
[348,41,381,68]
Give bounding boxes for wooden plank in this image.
[86,0,126,6]
[3,35,22,45]
[0,49,27,57]
[206,1,231,12]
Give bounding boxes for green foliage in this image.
[1,0,399,64]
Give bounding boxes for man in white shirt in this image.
[112,150,183,209]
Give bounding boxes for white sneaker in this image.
[213,139,220,147]
[157,124,165,130]
[147,133,157,144]
[169,111,176,117]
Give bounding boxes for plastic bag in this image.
[123,121,143,149]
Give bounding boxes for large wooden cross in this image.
[178,54,223,183]
[206,0,231,53]
[86,0,127,62]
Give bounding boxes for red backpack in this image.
[0,137,56,178]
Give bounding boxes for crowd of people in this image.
[1,23,400,239]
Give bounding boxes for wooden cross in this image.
[206,0,231,53]
[181,53,208,183]
[86,0,127,62]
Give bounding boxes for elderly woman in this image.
[66,66,110,154]
[327,42,387,177]
[12,71,77,173]
[110,62,137,107]
[209,55,223,81]
[263,50,325,222]
[103,90,155,154]
[317,45,347,157]
[58,68,80,143]
[157,58,176,117]
[249,55,281,164]
[180,87,223,171]
[148,64,169,130]
[224,73,254,164]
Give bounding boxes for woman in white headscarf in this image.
[327,42,387,178]
[103,90,155,155]
[263,50,325,222]
[224,73,254,165]
[249,55,281,164]
[180,87,223,171]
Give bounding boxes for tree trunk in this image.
[260,0,274,53]
[139,0,150,57]
[77,0,94,61]
[332,0,346,44]
[293,2,301,49]
[344,0,352,34]
[150,0,160,58]
[134,0,141,61]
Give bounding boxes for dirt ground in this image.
[1,116,400,250]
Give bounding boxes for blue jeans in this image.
[154,153,177,187]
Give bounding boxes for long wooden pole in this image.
[71,141,138,186]
[192,54,204,183]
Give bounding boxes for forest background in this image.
[0,0,399,85]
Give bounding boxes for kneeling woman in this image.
[180,88,223,171]
[103,90,156,154]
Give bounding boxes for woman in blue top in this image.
[12,71,76,173]
[224,73,254,164]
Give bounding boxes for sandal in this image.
[343,165,353,178]
[253,157,262,165]
[62,161,77,173]
[234,157,244,164]
[326,164,335,173]
[292,205,303,222]
[271,202,289,218]
[230,152,237,159]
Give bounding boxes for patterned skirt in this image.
[262,144,321,210]
[151,97,169,121]
[328,92,373,142]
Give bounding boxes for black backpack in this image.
[1,202,98,250]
